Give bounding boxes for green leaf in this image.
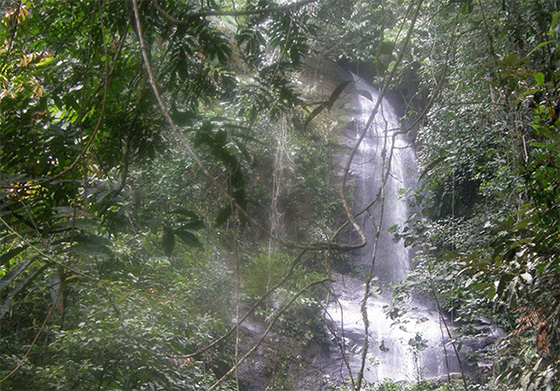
[175,229,203,248]
[175,209,201,220]
[535,72,545,86]
[530,141,555,150]
[550,11,560,32]
[162,226,175,256]
[215,205,233,227]
[523,88,540,96]
[325,80,352,110]
[34,57,56,67]
[304,80,352,129]
[0,258,34,291]
[232,139,253,163]
[1,246,28,268]
[461,2,474,14]
[503,53,519,67]
[304,102,328,129]
[181,220,205,231]
[496,275,511,297]
[71,243,113,258]
[527,41,554,57]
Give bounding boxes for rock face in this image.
[458,317,507,380]
[236,319,331,391]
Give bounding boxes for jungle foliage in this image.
[392,1,560,390]
[2,0,560,390]
[0,0,333,390]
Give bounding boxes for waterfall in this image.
[349,76,411,283]
[320,76,460,385]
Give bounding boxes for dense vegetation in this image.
[1,0,559,390]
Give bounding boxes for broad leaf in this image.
[162,226,175,256]
[1,246,28,268]
[175,229,203,249]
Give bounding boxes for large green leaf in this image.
[175,229,203,249]
[70,235,113,258]
[215,205,233,227]
[0,257,35,291]
[304,80,352,129]
[162,226,175,256]
[0,246,28,268]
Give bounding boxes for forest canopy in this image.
[1,0,560,390]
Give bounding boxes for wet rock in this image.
[236,315,333,391]
[428,372,464,383]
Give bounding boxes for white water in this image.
[323,77,459,384]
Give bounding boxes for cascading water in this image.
[321,76,460,384]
